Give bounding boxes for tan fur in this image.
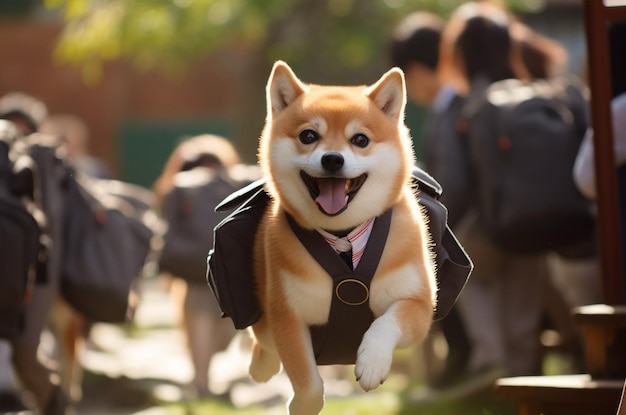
[250,61,436,415]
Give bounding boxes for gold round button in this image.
[335,279,369,306]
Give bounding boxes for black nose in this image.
[321,152,344,173]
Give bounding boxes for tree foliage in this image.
[44,0,542,84]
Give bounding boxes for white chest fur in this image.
[280,266,333,326]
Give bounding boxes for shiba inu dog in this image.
[250,61,436,415]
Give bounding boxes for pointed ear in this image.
[364,68,406,122]
[266,61,309,119]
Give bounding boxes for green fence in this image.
[118,116,233,188]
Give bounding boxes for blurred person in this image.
[39,114,111,179]
[512,22,568,81]
[0,92,48,137]
[0,115,30,408]
[574,92,626,292]
[389,10,471,389]
[434,1,576,388]
[0,348,24,412]
[153,134,243,399]
[153,135,241,206]
[0,112,31,413]
[389,11,444,108]
[38,113,112,404]
[388,12,442,165]
[0,93,75,414]
[512,22,602,362]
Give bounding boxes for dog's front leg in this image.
[355,298,432,391]
[273,317,324,415]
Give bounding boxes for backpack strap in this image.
[215,178,266,212]
[286,209,392,365]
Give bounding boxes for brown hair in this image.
[512,22,568,80]
[438,1,529,95]
[152,134,240,205]
[389,11,445,71]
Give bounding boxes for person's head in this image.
[153,134,241,201]
[389,11,445,105]
[0,92,48,136]
[176,134,240,171]
[39,114,90,159]
[0,119,19,145]
[512,22,568,80]
[439,1,528,94]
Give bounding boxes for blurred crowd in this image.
[1,1,625,415]
[389,0,625,398]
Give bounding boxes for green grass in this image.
[146,368,518,415]
[155,390,515,415]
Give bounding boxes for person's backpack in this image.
[61,171,157,323]
[23,132,158,324]
[463,76,596,255]
[0,122,45,339]
[207,166,473,331]
[159,168,238,284]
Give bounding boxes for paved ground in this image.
[69,277,273,414]
[2,277,519,415]
[72,277,363,415]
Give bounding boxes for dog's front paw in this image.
[354,336,393,391]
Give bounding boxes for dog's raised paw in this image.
[354,346,392,391]
[354,318,397,391]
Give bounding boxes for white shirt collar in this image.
[316,218,375,268]
[432,84,458,113]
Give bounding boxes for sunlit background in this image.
[0,0,586,189]
[0,1,600,414]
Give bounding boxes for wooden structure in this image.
[496,305,626,415]
[583,0,626,304]
[573,305,626,379]
[497,375,624,415]
[495,1,626,414]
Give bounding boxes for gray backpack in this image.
[24,133,158,323]
[61,172,157,323]
[464,76,596,255]
[159,168,238,283]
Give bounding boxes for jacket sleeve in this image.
[426,97,475,229]
[573,128,597,199]
[573,92,626,200]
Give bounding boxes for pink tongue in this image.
[315,178,347,215]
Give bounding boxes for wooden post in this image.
[583,0,626,305]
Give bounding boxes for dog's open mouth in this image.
[300,171,368,216]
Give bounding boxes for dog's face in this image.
[259,61,415,231]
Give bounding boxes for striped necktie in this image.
[316,217,375,269]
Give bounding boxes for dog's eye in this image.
[351,133,370,148]
[298,129,319,145]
